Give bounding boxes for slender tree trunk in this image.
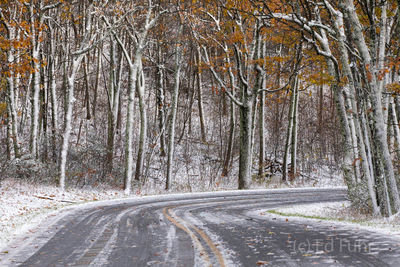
[30,49,41,158]
[238,95,253,189]
[83,58,91,120]
[157,45,166,156]
[124,63,137,194]
[106,40,116,173]
[251,88,258,154]
[93,46,102,124]
[49,27,58,161]
[6,105,12,160]
[41,61,48,162]
[188,70,196,137]
[391,98,400,160]
[29,2,45,158]
[166,41,182,190]
[196,47,207,142]
[258,87,265,178]
[59,3,94,190]
[5,27,20,158]
[318,85,325,156]
[283,79,296,182]
[290,76,299,180]
[59,57,83,190]
[222,100,236,176]
[135,60,147,182]
[221,54,237,177]
[62,38,69,120]
[257,40,266,178]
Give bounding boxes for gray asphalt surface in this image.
[2,188,400,266]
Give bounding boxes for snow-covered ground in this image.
[0,178,128,251]
[256,201,400,237]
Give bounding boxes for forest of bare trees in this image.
[1,0,400,218]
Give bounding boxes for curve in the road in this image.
[1,188,400,267]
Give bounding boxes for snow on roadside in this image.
[269,201,352,217]
[255,201,400,237]
[0,178,126,251]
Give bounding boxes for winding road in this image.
[2,188,400,266]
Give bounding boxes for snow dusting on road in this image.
[0,178,126,251]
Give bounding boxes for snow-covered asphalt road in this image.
[2,188,400,266]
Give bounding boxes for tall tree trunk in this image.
[391,98,400,161]
[258,89,265,178]
[49,25,58,161]
[29,2,45,158]
[92,46,102,125]
[196,47,207,143]
[290,76,299,180]
[6,105,12,160]
[166,41,182,190]
[59,3,94,190]
[135,60,147,182]
[221,54,237,177]
[124,63,137,194]
[283,78,296,182]
[30,49,41,157]
[222,100,236,177]
[41,61,48,162]
[318,85,325,157]
[59,57,83,190]
[238,95,253,189]
[157,45,166,157]
[5,26,20,158]
[106,40,116,173]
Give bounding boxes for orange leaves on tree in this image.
[0,102,7,117]
[377,68,390,81]
[387,83,400,94]
[365,64,373,82]
[305,72,334,86]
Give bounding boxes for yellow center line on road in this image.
[190,223,226,267]
[162,207,212,267]
[163,206,226,267]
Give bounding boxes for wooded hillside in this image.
[1,0,400,217]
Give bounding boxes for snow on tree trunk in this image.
[391,98,400,161]
[135,59,147,182]
[290,76,299,180]
[59,57,83,190]
[106,40,116,173]
[30,50,41,158]
[258,84,265,178]
[238,92,253,189]
[283,79,295,183]
[196,47,207,143]
[222,100,236,177]
[341,0,400,212]
[221,54,237,177]
[5,27,20,158]
[166,41,182,190]
[49,27,58,161]
[123,63,137,194]
[157,45,166,157]
[59,3,95,190]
